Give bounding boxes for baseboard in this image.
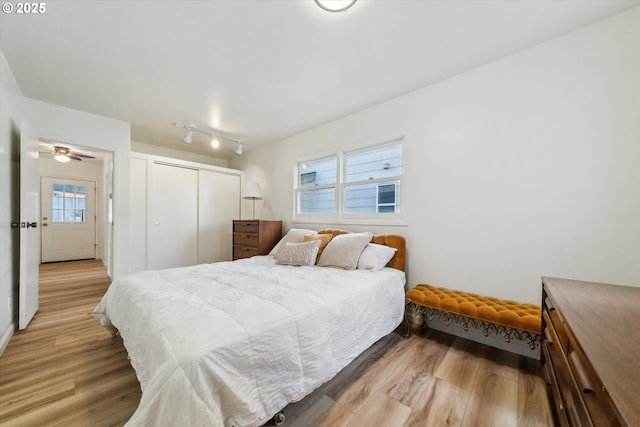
[409,312,540,360]
[0,321,15,357]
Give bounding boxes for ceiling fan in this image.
[39,144,96,163]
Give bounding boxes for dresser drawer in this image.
[234,232,259,248]
[233,246,259,259]
[544,295,569,352]
[566,340,617,426]
[544,312,594,427]
[542,343,571,427]
[233,221,259,233]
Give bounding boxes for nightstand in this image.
[232,220,282,260]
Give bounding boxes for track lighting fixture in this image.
[173,122,246,155]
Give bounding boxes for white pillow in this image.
[317,232,372,270]
[270,228,317,257]
[275,240,321,267]
[357,243,397,271]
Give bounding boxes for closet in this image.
[130,153,243,272]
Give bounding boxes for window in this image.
[296,156,337,214]
[295,139,403,221]
[52,183,87,223]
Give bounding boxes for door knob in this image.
[11,222,20,228]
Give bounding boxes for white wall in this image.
[231,8,640,304]
[23,98,132,280]
[0,50,22,353]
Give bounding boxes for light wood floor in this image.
[0,260,552,426]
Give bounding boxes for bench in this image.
[405,284,541,350]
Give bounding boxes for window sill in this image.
[293,216,408,227]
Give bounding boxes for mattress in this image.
[94,255,406,426]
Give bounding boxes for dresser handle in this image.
[545,297,554,311]
[569,351,594,393]
[542,312,555,345]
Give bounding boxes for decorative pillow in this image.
[357,243,397,271]
[275,240,322,267]
[270,228,317,257]
[302,234,333,263]
[317,232,372,270]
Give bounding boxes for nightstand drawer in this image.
[233,246,259,259]
[234,233,259,248]
[233,221,259,233]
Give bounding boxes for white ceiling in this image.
[2,0,638,159]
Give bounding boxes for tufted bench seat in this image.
[405,284,541,350]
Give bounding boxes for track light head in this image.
[235,142,244,155]
[183,130,193,144]
[211,137,220,149]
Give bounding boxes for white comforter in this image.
[94,256,405,427]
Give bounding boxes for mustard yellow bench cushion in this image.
[406,284,541,335]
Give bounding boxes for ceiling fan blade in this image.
[73,153,95,159]
[68,154,83,161]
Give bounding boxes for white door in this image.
[40,177,96,262]
[19,121,40,330]
[198,170,241,263]
[148,163,198,270]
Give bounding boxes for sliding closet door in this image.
[198,170,241,263]
[148,162,198,270]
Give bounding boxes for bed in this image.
[94,229,406,427]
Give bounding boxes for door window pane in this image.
[51,184,87,223]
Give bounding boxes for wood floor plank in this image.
[345,391,411,427]
[381,329,455,408]
[402,377,470,427]
[517,357,554,427]
[288,395,354,427]
[434,337,484,392]
[461,370,519,427]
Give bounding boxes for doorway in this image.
[40,177,97,262]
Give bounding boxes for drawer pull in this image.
[545,297,555,311]
[569,351,594,393]
[544,328,554,346]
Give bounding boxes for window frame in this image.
[293,137,406,226]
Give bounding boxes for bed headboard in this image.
[317,229,406,272]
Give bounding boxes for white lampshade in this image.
[243,182,263,200]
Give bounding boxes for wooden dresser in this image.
[541,277,640,427]
[232,220,282,260]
